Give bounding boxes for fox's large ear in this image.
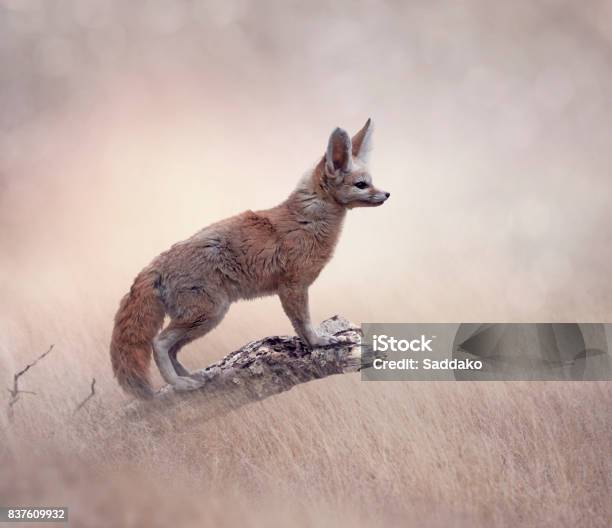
[325,127,352,177]
[351,118,373,162]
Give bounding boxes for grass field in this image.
[1,304,610,527]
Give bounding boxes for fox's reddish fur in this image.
[110,268,165,398]
[110,120,388,397]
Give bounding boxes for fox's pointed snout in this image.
[371,189,390,206]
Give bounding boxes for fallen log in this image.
[123,315,366,420]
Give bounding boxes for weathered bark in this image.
[123,316,366,421]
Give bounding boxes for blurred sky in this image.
[1,0,612,331]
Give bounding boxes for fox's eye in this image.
[354,181,369,189]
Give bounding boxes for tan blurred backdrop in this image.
[1,0,612,369]
[1,6,611,526]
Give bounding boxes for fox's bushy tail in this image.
[110,269,165,399]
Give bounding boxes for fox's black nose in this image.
[385,192,390,198]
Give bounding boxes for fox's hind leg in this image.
[153,298,229,392]
[169,346,190,377]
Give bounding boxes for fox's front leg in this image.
[278,282,347,348]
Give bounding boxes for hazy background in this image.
[2,0,612,333]
[1,2,611,526]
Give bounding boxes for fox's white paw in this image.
[308,333,353,348]
[171,376,205,392]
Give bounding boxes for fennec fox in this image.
[110,119,389,398]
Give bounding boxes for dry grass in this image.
[1,308,610,528]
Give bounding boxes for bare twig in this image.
[74,378,97,414]
[7,345,54,421]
